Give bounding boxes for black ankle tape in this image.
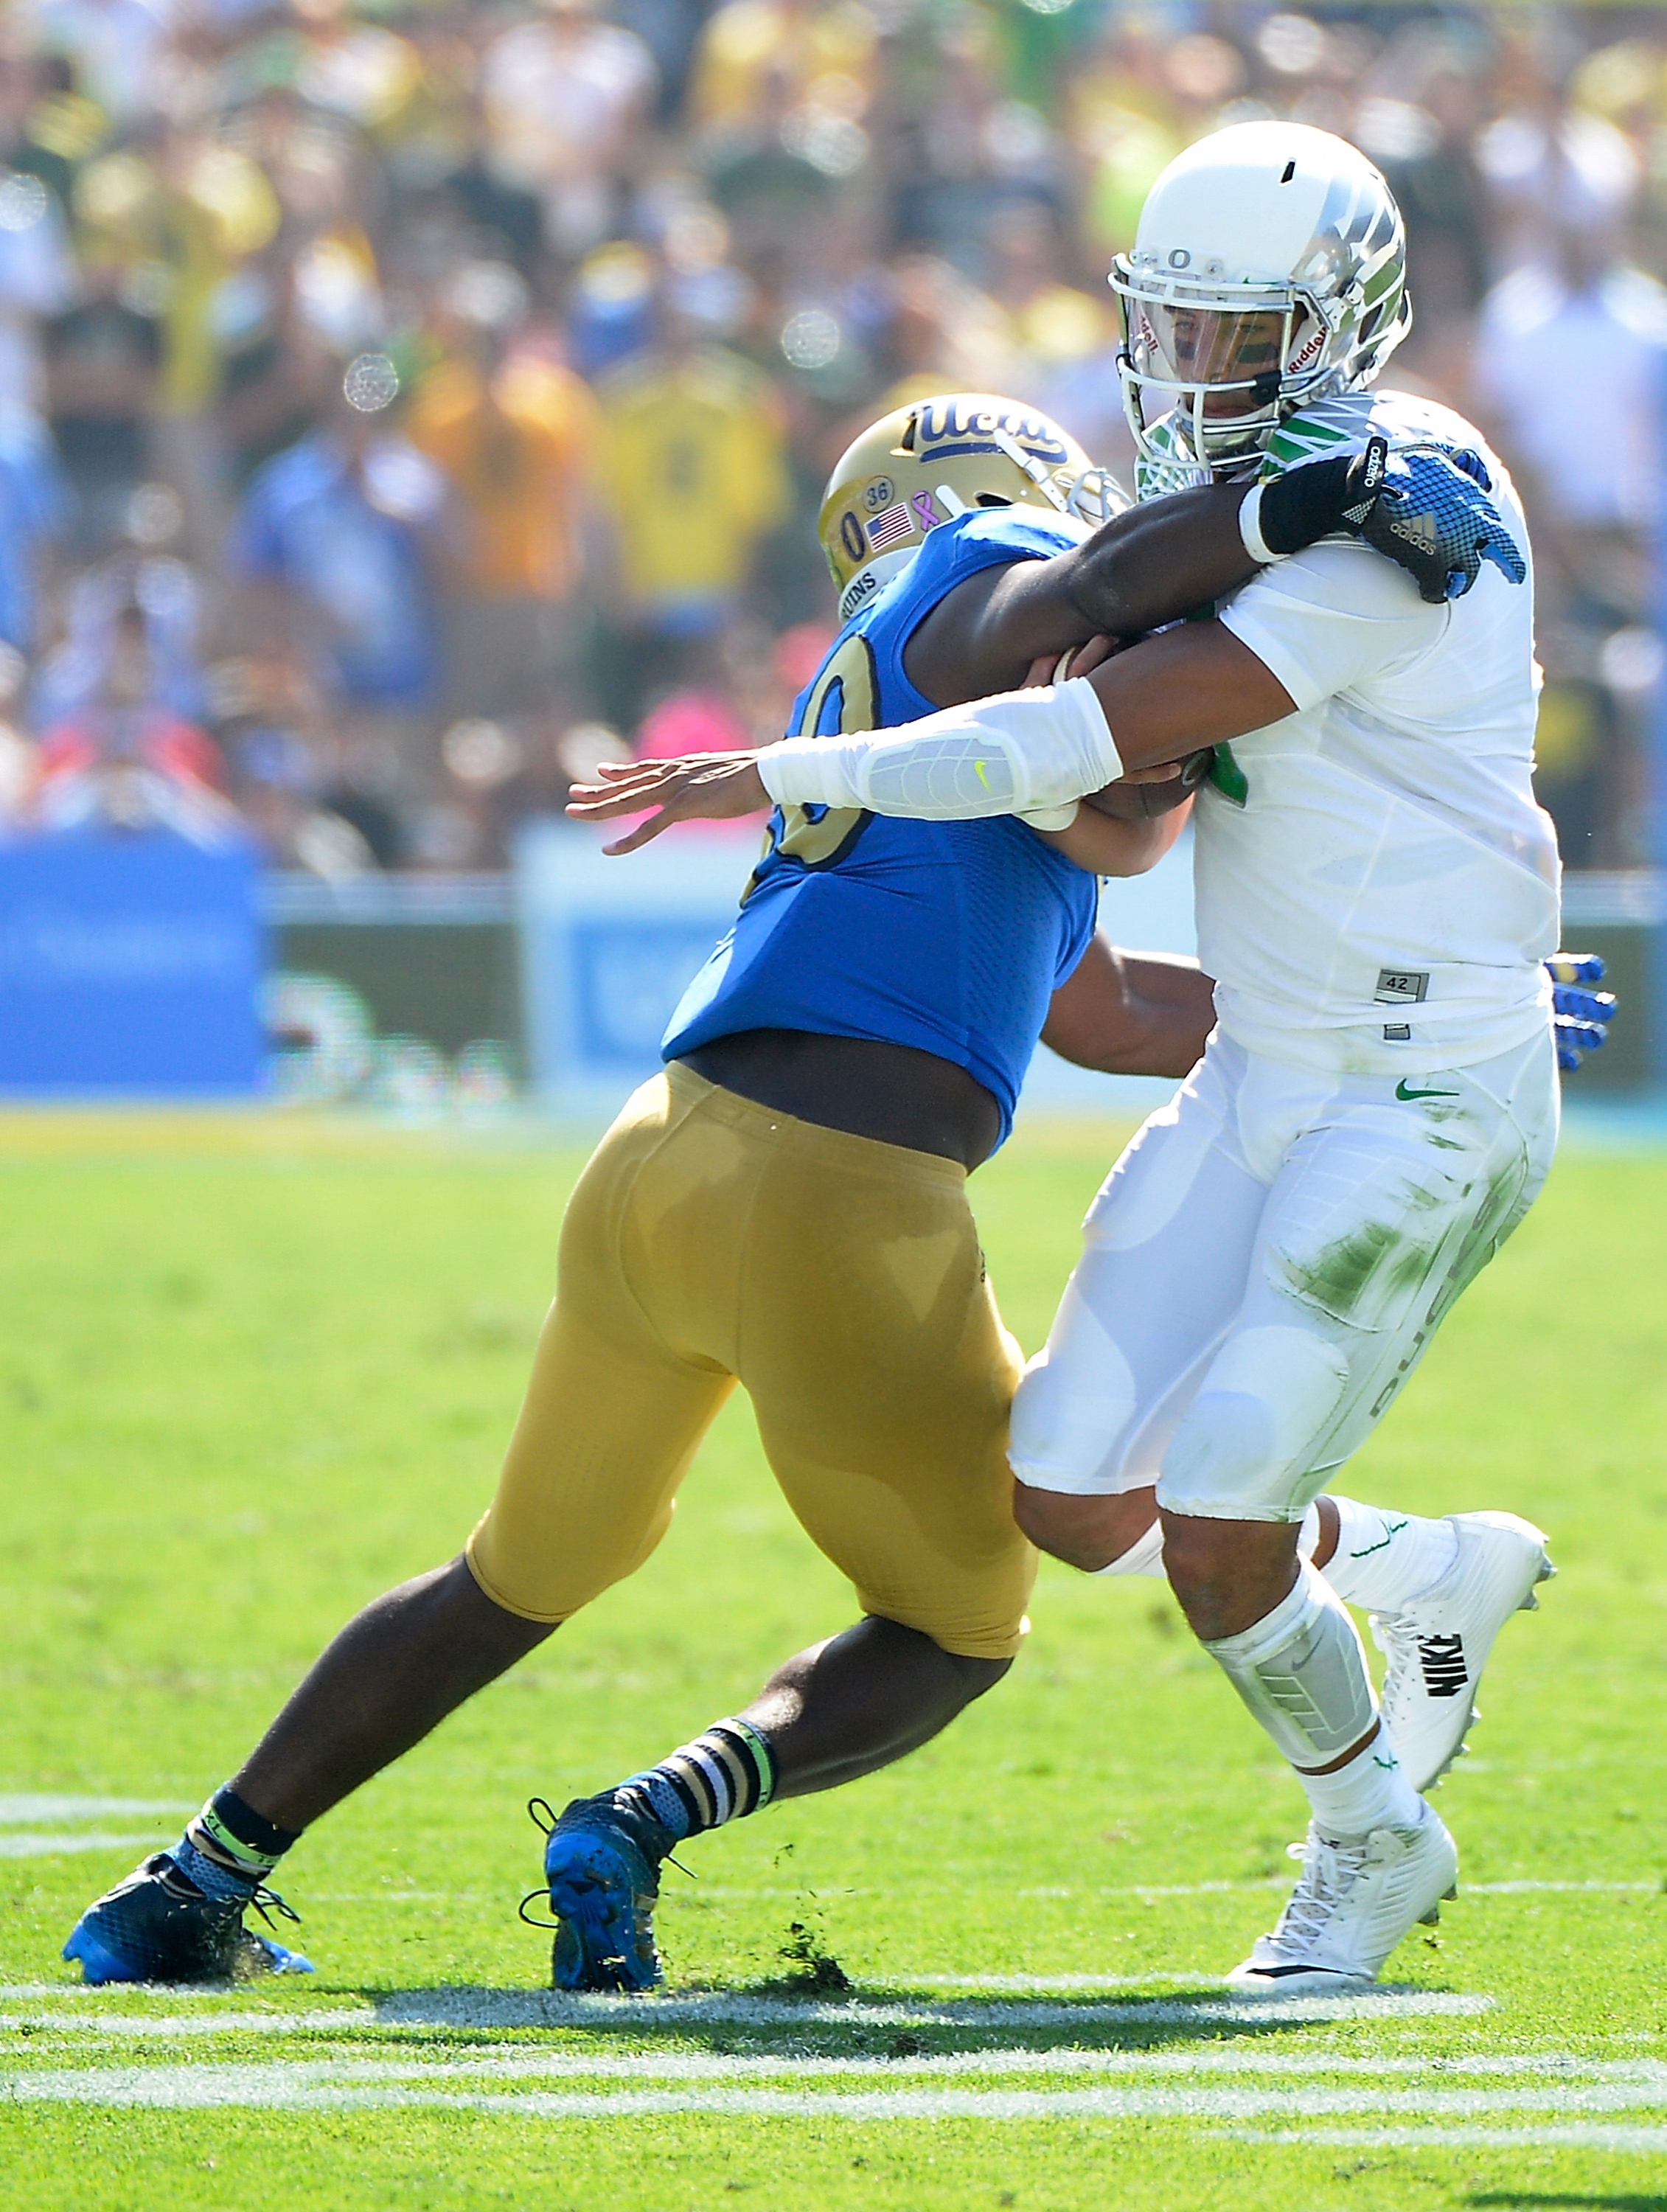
[207,1786,302,1860]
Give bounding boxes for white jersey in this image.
[1200,388,1559,1077]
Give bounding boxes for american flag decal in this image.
[866,502,914,552]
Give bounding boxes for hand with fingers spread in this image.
[565,751,769,853]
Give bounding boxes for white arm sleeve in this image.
[756,677,1122,822]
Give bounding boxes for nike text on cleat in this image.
[537,1793,674,1994]
[1226,1801,1459,1994]
[63,1853,313,1986]
[1371,1510,1554,1792]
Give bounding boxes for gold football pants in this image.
[465,1062,1035,1658]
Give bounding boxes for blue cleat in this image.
[63,1852,314,1986]
[534,1793,675,1994]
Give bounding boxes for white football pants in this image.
[1011,1027,1559,1522]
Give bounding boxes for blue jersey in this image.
[662,509,1099,1144]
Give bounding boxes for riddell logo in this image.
[1288,326,1326,372]
[910,400,1068,467]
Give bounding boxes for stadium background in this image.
[0,0,1661,1107]
[4,12,1667,2208]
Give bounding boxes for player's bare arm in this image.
[564,620,1292,852]
[902,484,1251,706]
[1040,935,1217,1080]
[565,438,1523,850]
[907,438,1418,709]
[1080,618,1295,781]
[565,462,1370,852]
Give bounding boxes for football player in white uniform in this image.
[574,123,1605,1992]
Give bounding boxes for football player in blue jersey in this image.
[64,391,1556,1996]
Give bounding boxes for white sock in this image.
[1320,1498,1458,1611]
[1299,1728,1424,1841]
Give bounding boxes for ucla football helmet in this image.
[818,394,1124,624]
[1111,122,1410,481]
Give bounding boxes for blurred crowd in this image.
[0,0,1664,874]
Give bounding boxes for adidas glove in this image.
[1357,441,1528,604]
[1246,435,1528,605]
[1545,951,1618,1074]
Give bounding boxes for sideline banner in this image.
[516,819,757,1114]
[0,834,263,1096]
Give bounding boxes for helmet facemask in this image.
[1118,279,1335,473]
[1114,270,1354,476]
[1109,125,1413,486]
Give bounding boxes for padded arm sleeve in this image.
[756,677,1123,821]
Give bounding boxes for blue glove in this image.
[1354,440,1528,605]
[1545,951,1617,1073]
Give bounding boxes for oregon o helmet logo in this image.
[840,509,865,563]
[1168,248,1191,269]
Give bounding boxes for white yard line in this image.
[1,2049,1651,2084]
[0,1798,188,1826]
[0,1834,170,1860]
[7,2070,1667,2121]
[1016,1882,1281,1899]
[0,1987,1495,2030]
[1465,1880,1660,1895]
[1237,2125,1667,2150]
[1099,1883,1284,1897]
[1027,1880,1655,1900]
[0,1985,257,2002]
[367,1989,1496,2031]
[0,2010,378,2038]
[913,1975,1187,1990]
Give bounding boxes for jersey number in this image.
[745,631,879,896]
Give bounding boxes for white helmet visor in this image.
[1134,300,1295,392]
[1116,278,1323,467]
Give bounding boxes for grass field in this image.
[1,1107,1664,2211]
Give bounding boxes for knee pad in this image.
[1203,1562,1377,1767]
[1157,1324,1348,1521]
[1009,1321,1139,1496]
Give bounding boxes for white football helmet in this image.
[1111,121,1410,482]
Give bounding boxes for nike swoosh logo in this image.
[975,760,991,789]
[1396,1080,1460,1102]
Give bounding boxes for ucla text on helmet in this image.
[904,401,1074,469]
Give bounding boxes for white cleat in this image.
[1226,1801,1459,1995]
[1372,1510,1555,1792]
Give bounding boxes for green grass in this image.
[1,1109,1664,2211]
